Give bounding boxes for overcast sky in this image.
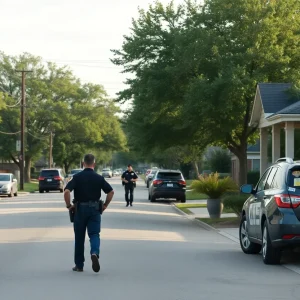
[1,0,181,106]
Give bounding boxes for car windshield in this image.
[288,168,300,188]
[71,169,82,174]
[0,175,10,181]
[40,170,59,177]
[157,172,182,180]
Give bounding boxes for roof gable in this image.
[258,83,298,114]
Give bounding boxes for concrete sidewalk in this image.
[188,207,237,219]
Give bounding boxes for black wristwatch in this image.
[66,204,72,209]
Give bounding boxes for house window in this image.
[252,159,260,171]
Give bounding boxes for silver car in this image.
[102,168,112,178]
[0,173,18,197]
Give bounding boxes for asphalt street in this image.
[1,177,300,300]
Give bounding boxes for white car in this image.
[0,173,18,197]
[112,170,120,176]
[102,168,112,178]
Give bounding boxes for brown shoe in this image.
[72,266,83,272]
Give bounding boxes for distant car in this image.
[38,169,66,193]
[112,170,120,177]
[148,169,186,203]
[102,168,112,178]
[0,173,18,197]
[66,169,83,182]
[146,169,158,188]
[239,157,300,265]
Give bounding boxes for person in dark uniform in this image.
[64,154,114,273]
[121,164,138,207]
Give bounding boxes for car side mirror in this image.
[240,184,254,194]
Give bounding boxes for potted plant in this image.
[191,172,238,218]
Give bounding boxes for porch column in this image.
[272,124,281,162]
[260,127,268,176]
[285,122,295,159]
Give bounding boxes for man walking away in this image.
[64,154,114,273]
[121,164,138,207]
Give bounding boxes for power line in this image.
[0,130,21,135]
[5,99,21,108]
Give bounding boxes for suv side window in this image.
[271,167,284,189]
[256,168,271,192]
[265,167,278,190]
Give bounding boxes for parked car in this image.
[239,157,300,265]
[0,173,18,197]
[146,169,158,188]
[66,169,83,182]
[38,169,66,193]
[148,169,186,203]
[102,168,112,178]
[112,170,120,177]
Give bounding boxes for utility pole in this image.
[49,131,53,168]
[16,70,32,190]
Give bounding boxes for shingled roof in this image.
[258,83,299,114]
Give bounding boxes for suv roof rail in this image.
[275,157,294,164]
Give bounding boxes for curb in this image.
[172,203,240,239]
[171,203,218,232]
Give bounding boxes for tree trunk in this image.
[228,138,248,186]
[236,150,248,186]
[193,161,200,178]
[25,156,32,183]
[64,162,70,174]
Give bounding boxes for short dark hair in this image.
[128,164,132,167]
[84,154,95,166]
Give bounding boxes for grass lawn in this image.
[197,217,240,229]
[19,182,39,193]
[186,190,207,200]
[176,203,235,215]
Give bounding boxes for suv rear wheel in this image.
[150,195,156,202]
[239,215,261,254]
[180,195,186,203]
[262,221,281,264]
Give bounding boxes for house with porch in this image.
[249,83,300,176]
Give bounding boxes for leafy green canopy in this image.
[112,0,300,184]
[0,52,126,176]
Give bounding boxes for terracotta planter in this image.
[207,199,223,218]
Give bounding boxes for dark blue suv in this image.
[240,157,300,264]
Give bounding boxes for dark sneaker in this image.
[130,203,133,207]
[91,254,100,273]
[126,203,129,207]
[72,266,83,272]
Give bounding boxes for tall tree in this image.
[0,52,127,180]
[112,0,300,185]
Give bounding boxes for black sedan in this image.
[148,169,186,203]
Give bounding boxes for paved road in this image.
[1,177,300,300]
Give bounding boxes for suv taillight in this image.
[275,194,300,208]
[178,180,186,186]
[153,180,163,186]
[54,176,62,181]
[38,176,45,181]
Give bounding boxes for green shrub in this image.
[247,171,260,185]
[223,194,249,217]
[191,172,238,199]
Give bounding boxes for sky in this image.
[0,0,181,110]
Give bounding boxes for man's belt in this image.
[78,201,99,206]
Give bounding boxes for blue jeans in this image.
[73,204,101,269]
